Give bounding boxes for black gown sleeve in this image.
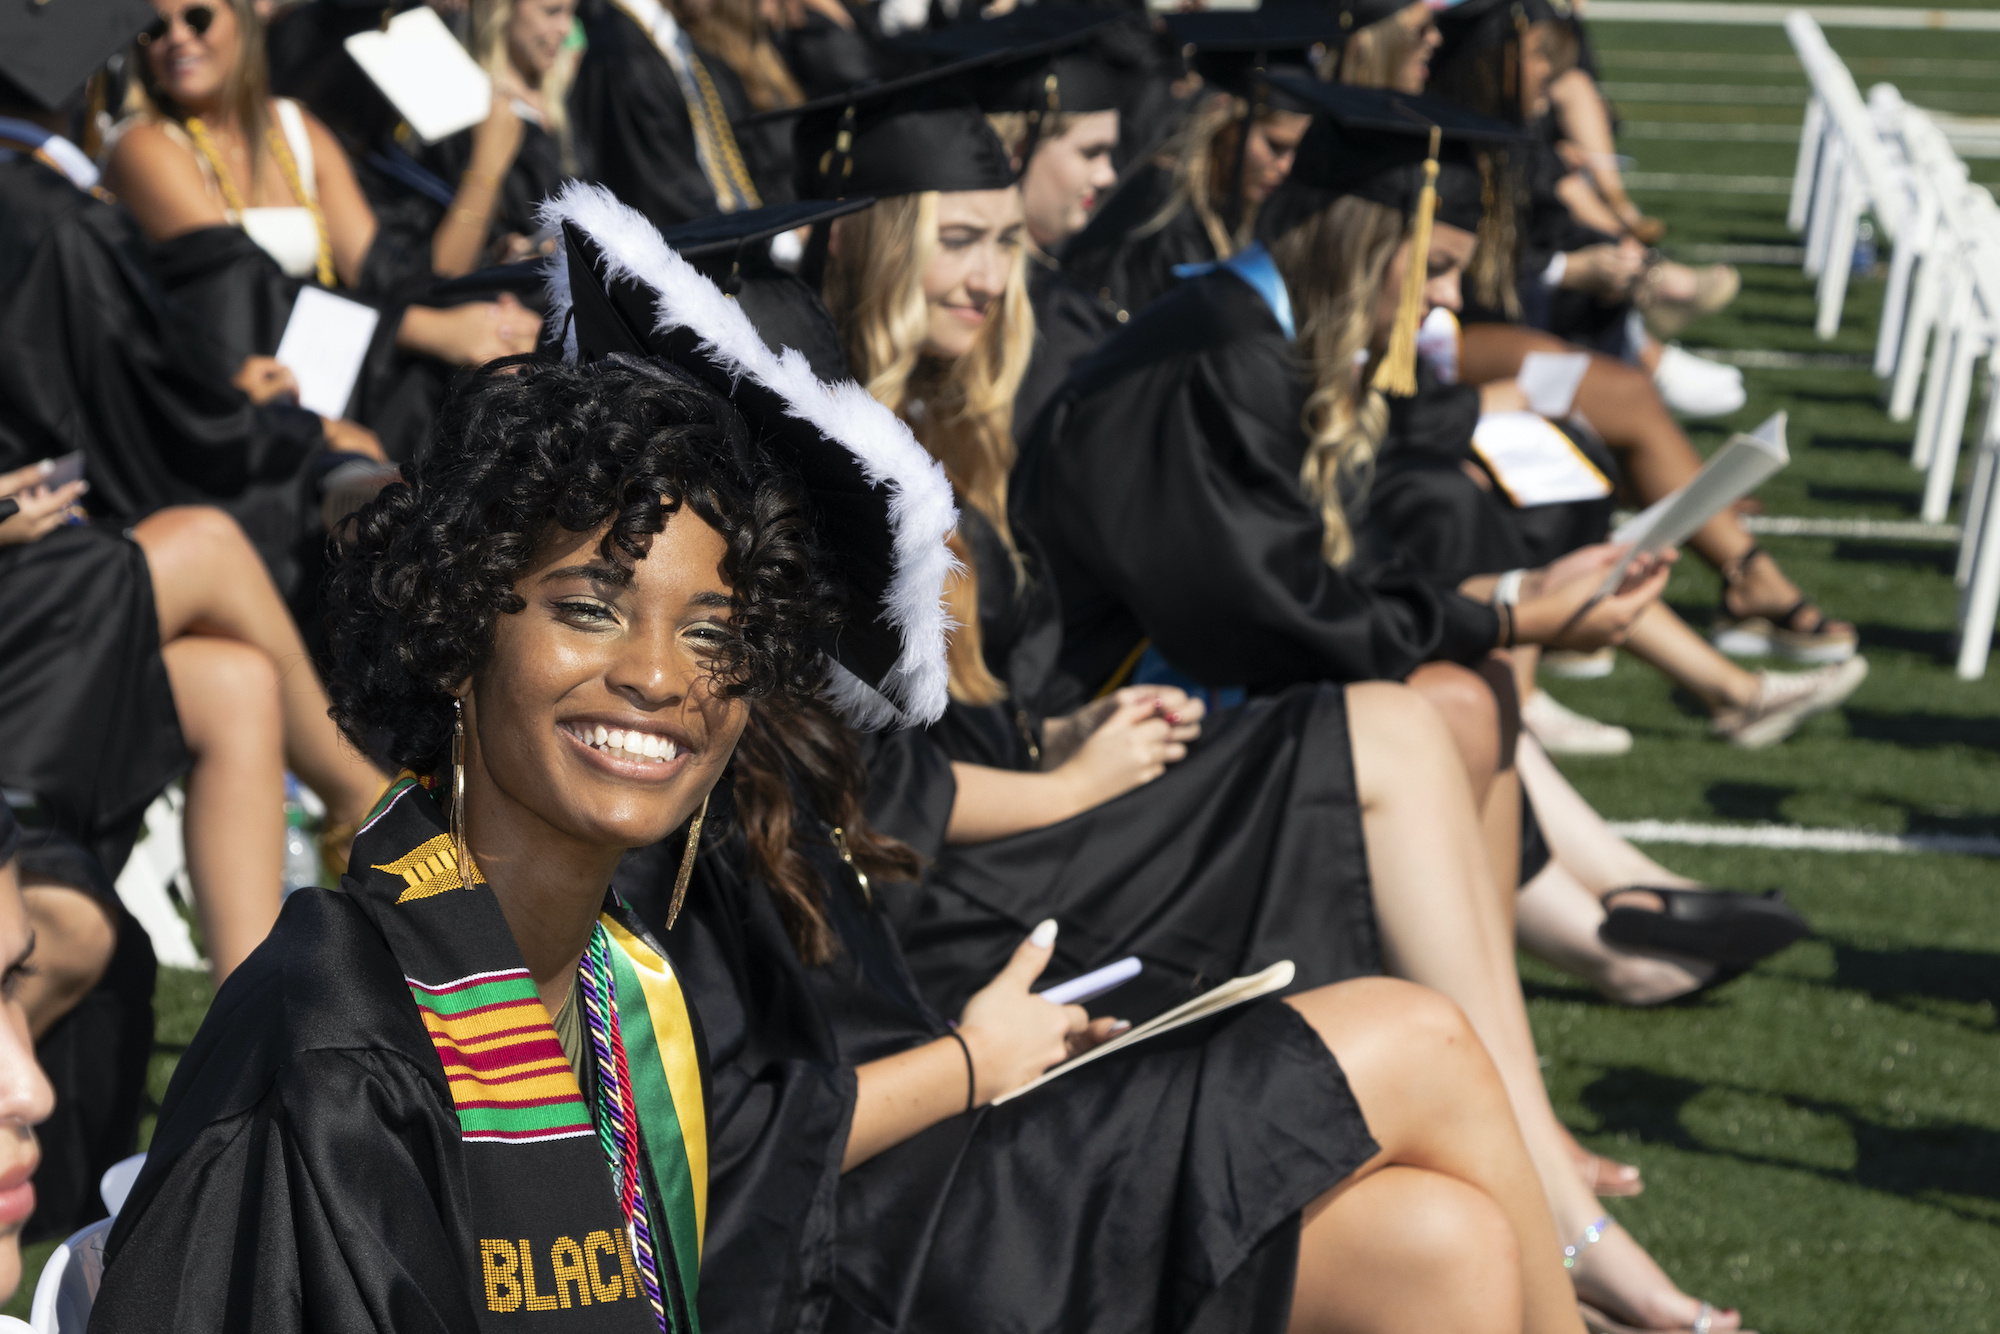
[92,891,480,1334]
[1023,274,1501,694]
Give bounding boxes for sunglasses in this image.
[137,5,216,46]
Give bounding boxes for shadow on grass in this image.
[1830,542,1956,573]
[1806,434,1919,456]
[1844,708,2000,754]
[1574,1067,2000,1218]
[1705,780,1796,823]
[1805,483,1924,511]
[1831,943,2000,1022]
[1835,622,1960,662]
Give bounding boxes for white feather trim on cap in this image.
[538,183,956,728]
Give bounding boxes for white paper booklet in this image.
[991,960,1296,1105]
[274,287,381,418]
[1600,411,1789,594]
[1516,350,1592,419]
[1470,411,1613,507]
[344,8,492,146]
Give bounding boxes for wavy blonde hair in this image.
[1325,1,1432,91]
[1139,91,1274,258]
[1267,193,1408,567]
[824,193,1035,705]
[472,0,580,171]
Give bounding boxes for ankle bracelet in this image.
[1562,1215,1611,1269]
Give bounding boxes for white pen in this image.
[1038,956,1142,1007]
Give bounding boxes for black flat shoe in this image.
[1598,887,1811,970]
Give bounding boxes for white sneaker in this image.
[1523,690,1634,756]
[1711,657,1869,749]
[1541,646,1617,680]
[1654,344,1747,419]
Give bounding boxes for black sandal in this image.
[1598,886,1811,969]
[1711,545,1859,664]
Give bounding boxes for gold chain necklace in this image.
[186,114,336,287]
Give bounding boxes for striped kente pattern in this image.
[407,968,594,1144]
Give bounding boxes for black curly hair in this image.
[327,357,843,776]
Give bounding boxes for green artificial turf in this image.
[13,9,2000,1330]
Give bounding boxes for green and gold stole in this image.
[344,777,706,1332]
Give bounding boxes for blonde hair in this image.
[824,193,1036,706]
[1327,2,1431,91]
[1140,91,1283,258]
[472,0,580,170]
[985,110,1089,165]
[128,0,270,185]
[687,0,803,112]
[1267,194,1408,566]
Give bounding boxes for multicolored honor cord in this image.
[577,925,670,1333]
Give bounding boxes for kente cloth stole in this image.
[607,0,761,213]
[344,777,706,1332]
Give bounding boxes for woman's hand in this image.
[1040,685,1204,770]
[1045,688,1201,809]
[319,416,387,461]
[1479,378,1530,414]
[958,921,1126,1101]
[396,295,539,366]
[470,92,527,171]
[232,355,300,406]
[1512,542,1675,649]
[1561,240,1646,299]
[0,466,89,548]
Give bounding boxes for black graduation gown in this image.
[0,157,329,605]
[1058,161,1216,322]
[90,890,491,1333]
[863,506,1379,1025]
[570,0,791,232]
[1019,267,1502,699]
[1013,253,1124,446]
[771,9,885,100]
[614,804,1380,1334]
[1365,361,1618,584]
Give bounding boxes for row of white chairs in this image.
[1786,9,2000,679]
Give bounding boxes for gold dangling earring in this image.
[666,795,708,930]
[452,698,472,885]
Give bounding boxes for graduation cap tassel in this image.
[1371,125,1442,399]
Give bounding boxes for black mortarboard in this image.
[891,7,1130,118]
[539,184,954,731]
[0,0,155,111]
[1164,2,1350,111]
[658,197,875,260]
[1261,77,1516,395]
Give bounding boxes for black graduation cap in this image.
[538,184,955,730]
[1429,0,1564,122]
[1164,2,1353,111]
[1260,77,1516,395]
[657,197,875,260]
[0,0,157,111]
[890,6,1131,118]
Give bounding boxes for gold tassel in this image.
[665,794,709,930]
[1371,125,1442,399]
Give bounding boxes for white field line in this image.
[1587,3,2000,31]
[1670,243,1809,262]
[1612,820,2000,856]
[1622,121,1804,143]
[1682,347,1872,368]
[1606,82,2000,112]
[1626,172,1797,193]
[1739,515,1963,540]
[1600,51,2000,78]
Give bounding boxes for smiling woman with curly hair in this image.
[88,192,960,1333]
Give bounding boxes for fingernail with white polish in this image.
[1109,1020,1131,1034]
[1029,919,1058,949]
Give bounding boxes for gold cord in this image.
[688,56,761,212]
[187,114,336,287]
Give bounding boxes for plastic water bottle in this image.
[282,774,321,897]
[1852,219,1878,277]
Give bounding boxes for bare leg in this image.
[1516,738,1699,893]
[164,637,285,983]
[1292,1168,1522,1334]
[1405,662,1520,897]
[1548,68,1650,237]
[1619,603,1760,713]
[1286,978,1576,1334]
[1516,862,1713,1007]
[1349,684,1734,1330]
[16,884,115,1039]
[132,507,385,828]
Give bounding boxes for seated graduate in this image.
[0,804,58,1305]
[103,0,541,460]
[543,164,1594,1334]
[1058,4,1336,322]
[90,185,944,1326]
[570,0,788,232]
[0,0,391,610]
[771,69,1741,1333]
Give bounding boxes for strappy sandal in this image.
[1568,1218,1743,1334]
[1599,886,1812,970]
[1710,545,1858,664]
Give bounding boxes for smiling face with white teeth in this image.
[458,508,749,879]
